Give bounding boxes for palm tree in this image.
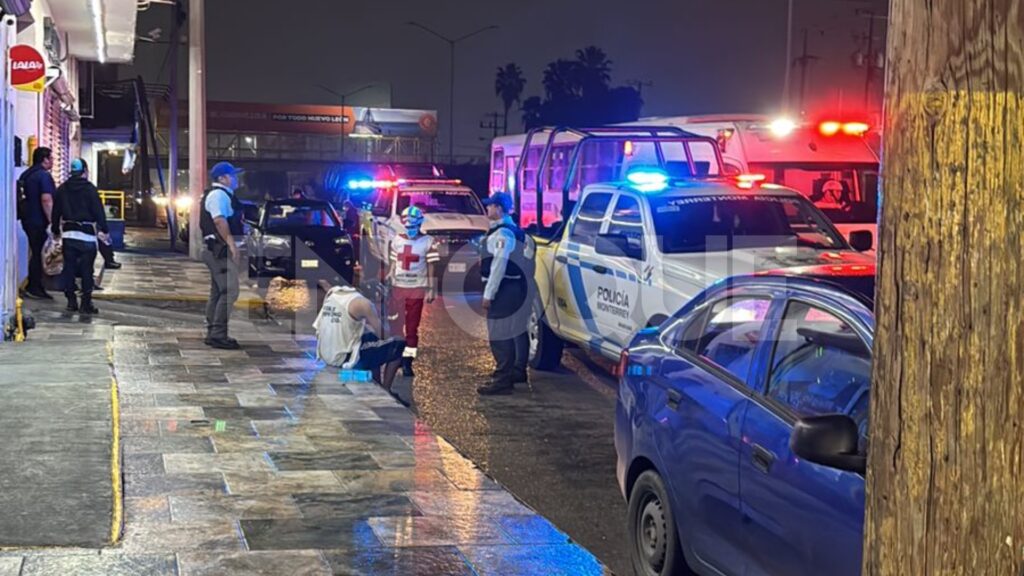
[575,46,612,95]
[494,63,526,135]
[542,59,582,100]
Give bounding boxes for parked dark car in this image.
[245,199,354,284]
[616,274,874,576]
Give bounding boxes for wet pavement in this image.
[395,295,630,576]
[3,242,614,575]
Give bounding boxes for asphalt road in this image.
[392,293,632,576]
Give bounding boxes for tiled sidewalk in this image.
[2,275,610,574]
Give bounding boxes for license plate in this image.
[300,259,319,269]
[447,262,467,273]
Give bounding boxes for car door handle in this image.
[666,389,682,411]
[751,444,776,474]
[592,264,609,275]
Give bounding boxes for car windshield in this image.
[650,194,847,253]
[397,190,484,215]
[265,204,338,229]
[751,163,879,225]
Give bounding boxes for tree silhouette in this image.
[494,63,526,135]
[575,46,612,96]
[518,46,642,129]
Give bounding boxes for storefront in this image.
[0,0,136,341]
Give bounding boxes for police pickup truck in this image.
[528,168,875,369]
[359,178,489,286]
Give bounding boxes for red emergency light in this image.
[819,120,871,137]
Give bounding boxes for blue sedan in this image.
[615,274,873,576]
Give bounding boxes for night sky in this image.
[129,0,888,156]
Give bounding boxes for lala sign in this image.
[9,45,46,93]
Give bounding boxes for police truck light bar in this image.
[626,168,670,193]
[736,173,767,189]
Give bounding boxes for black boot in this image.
[477,376,514,395]
[65,292,79,312]
[79,299,99,315]
[402,357,415,378]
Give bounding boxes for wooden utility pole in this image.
[865,1,1024,575]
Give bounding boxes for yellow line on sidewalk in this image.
[107,341,123,545]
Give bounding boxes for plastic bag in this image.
[42,235,63,276]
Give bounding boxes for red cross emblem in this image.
[398,244,421,270]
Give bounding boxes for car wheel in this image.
[628,470,692,576]
[528,300,564,371]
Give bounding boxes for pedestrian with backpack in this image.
[17,147,57,300]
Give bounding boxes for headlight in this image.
[262,235,291,250]
[334,236,351,246]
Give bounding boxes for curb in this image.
[91,292,266,310]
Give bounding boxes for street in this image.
[399,295,629,576]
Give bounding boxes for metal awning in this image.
[46,0,137,63]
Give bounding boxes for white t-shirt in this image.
[388,234,440,289]
[313,287,366,368]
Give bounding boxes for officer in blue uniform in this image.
[200,162,245,350]
[478,192,536,395]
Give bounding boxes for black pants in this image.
[61,239,98,303]
[22,224,47,293]
[202,247,239,340]
[99,240,116,266]
[487,279,531,381]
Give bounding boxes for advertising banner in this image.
[160,101,438,138]
[9,44,45,92]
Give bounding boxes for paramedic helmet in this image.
[401,206,425,238]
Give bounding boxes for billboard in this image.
[160,101,438,138]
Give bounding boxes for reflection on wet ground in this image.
[3,271,612,575]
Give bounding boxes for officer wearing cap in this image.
[478,192,536,395]
[200,162,245,350]
[51,158,107,314]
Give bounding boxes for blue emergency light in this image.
[626,167,670,193]
[347,179,395,190]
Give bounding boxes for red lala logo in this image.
[10,45,46,92]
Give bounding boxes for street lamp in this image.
[317,83,376,160]
[407,21,498,164]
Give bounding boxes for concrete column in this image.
[187,0,206,260]
[0,15,18,338]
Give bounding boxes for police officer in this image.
[51,159,107,314]
[478,192,535,395]
[19,147,57,299]
[200,162,245,350]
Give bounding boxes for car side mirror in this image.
[596,233,643,260]
[790,414,866,474]
[849,230,874,252]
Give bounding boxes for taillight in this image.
[617,349,630,378]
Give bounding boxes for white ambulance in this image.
[621,115,881,248]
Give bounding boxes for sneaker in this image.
[104,261,122,270]
[79,303,99,315]
[206,337,241,350]
[402,357,415,378]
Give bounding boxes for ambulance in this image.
[355,177,488,288]
[621,115,881,248]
